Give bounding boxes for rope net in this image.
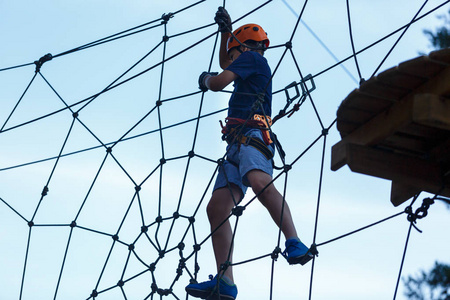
[0,1,449,299]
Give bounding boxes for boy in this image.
[185,7,313,300]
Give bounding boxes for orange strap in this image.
[220,114,273,145]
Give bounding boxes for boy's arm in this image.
[199,70,237,92]
[219,32,233,70]
[215,7,233,69]
[207,70,237,91]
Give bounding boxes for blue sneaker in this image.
[283,238,314,265]
[186,274,238,300]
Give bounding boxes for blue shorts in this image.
[213,129,275,196]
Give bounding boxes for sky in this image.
[1,1,450,300]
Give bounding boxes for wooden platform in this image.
[331,48,450,206]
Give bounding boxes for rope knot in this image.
[271,246,281,260]
[405,197,435,232]
[34,53,52,73]
[232,206,245,217]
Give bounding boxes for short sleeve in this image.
[225,52,256,80]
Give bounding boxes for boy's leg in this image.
[207,185,242,282]
[246,169,298,239]
[246,169,314,265]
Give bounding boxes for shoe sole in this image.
[288,253,314,265]
[186,288,210,299]
[186,288,236,300]
[206,294,235,300]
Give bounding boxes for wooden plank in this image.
[396,122,447,140]
[331,142,349,171]
[345,144,441,183]
[339,91,394,112]
[331,94,415,171]
[334,120,359,137]
[398,55,446,78]
[332,50,450,206]
[380,133,429,155]
[359,77,409,101]
[335,62,450,140]
[428,137,450,165]
[377,65,426,90]
[343,144,448,201]
[413,93,450,131]
[336,91,395,137]
[410,65,450,96]
[429,48,450,65]
[332,67,450,171]
[336,107,376,130]
[391,179,450,206]
[390,181,421,206]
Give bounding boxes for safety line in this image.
[281,0,359,84]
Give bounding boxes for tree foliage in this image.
[423,9,450,50]
[403,261,450,300]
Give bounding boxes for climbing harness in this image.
[220,114,274,160]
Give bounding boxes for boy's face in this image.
[228,47,242,62]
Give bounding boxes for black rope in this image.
[0,62,35,72]
[0,197,28,223]
[346,0,363,82]
[393,222,414,300]
[1,72,38,131]
[313,0,450,81]
[53,227,75,299]
[0,105,226,172]
[370,0,429,79]
[317,211,404,247]
[19,227,33,300]
[307,131,327,299]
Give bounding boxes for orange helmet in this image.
[227,24,269,52]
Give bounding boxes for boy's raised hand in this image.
[215,6,232,33]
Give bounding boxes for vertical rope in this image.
[346,0,363,82]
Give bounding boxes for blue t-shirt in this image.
[225,51,272,120]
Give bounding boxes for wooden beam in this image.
[331,93,450,171]
[331,50,450,206]
[390,182,421,206]
[344,144,442,184]
[340,144,449,206]
[413,94,450,131]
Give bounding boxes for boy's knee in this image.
[247,169,272,187]
[248,173,272,196]
[251,181,268,197]
[206,200,218,221]
[206,189,234,222]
